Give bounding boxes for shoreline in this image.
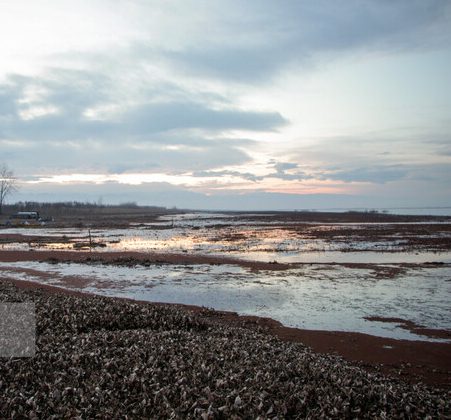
[0,249,292,271]
[2,276,449,417]
[5,276,451,390]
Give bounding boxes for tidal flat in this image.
[1,211,451,416]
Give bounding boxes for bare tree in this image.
[0,164,18,214]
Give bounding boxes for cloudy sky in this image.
[1,0,451,210]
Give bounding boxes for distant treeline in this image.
[7,201,145,210]
[3,201,170,217]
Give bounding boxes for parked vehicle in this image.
[7,211,41,226]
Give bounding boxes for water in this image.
[309,208,451,216]
[2,221,451,265]
[2,214,451,341]
[1,260,450,342]
[229,250,451,264]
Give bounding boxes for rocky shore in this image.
[0,280,449,418]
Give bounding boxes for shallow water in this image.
[228,250,451,264]
[2,221,451,265]
[2,215,451,340]
[1,260,450,342]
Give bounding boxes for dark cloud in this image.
[406,163,451,182]
[0,72,287,143]
[425,134,451,156]
[323,166,408,184]
[317,162,451,185]
[162,46,280,83]
[121,102,287,134]
[273,162,298,172]
[266,161,311,181]
[161,0,451,82]
[192,161,312,183]
[0,69,286,175]
[192,170,263,182]
[3,71,110,117]
[0,72,112,140]
[2,138,252,175]
[0,85,19,119]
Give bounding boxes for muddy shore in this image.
[3,264,451,391]
[1,279,449,418]
[0,249,292,271]
[1,210,450,411]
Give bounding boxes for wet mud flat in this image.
[1,261,451,390]
[1,212,451,397]
[1,211,451,256]
[1,250,450,341]
[0,280,449,418]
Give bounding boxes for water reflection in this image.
[1,261,450,342]
[2,215,451,264]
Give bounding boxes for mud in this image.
[1,211,450,391]
[4,278,451,390]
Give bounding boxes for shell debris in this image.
[0,280,449,418]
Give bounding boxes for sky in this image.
[1,0,451,211]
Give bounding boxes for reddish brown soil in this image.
[270,324,451,390]
[287,223,451,250]
[0,250,291,271]
[364,316,451,340]
[0,233,74,244]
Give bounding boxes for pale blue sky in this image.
[1,0,450,210]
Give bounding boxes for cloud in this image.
[407,163,451,183]
[3,101,285,142]
[162,46,280,83]
[1,138,253,176]
[1,0,450,210]
[323,166,408,184]
[192,170,263,182]
[161,0,451,82]
[273,162,298,172]
[426,134,451,156]
[0,85,19,118]
[121,102,287,134]
[0,71,286,141]
[263,161,311,181]
[286,129,451,186]
[192,161,313,183]
[0,69,286,175]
